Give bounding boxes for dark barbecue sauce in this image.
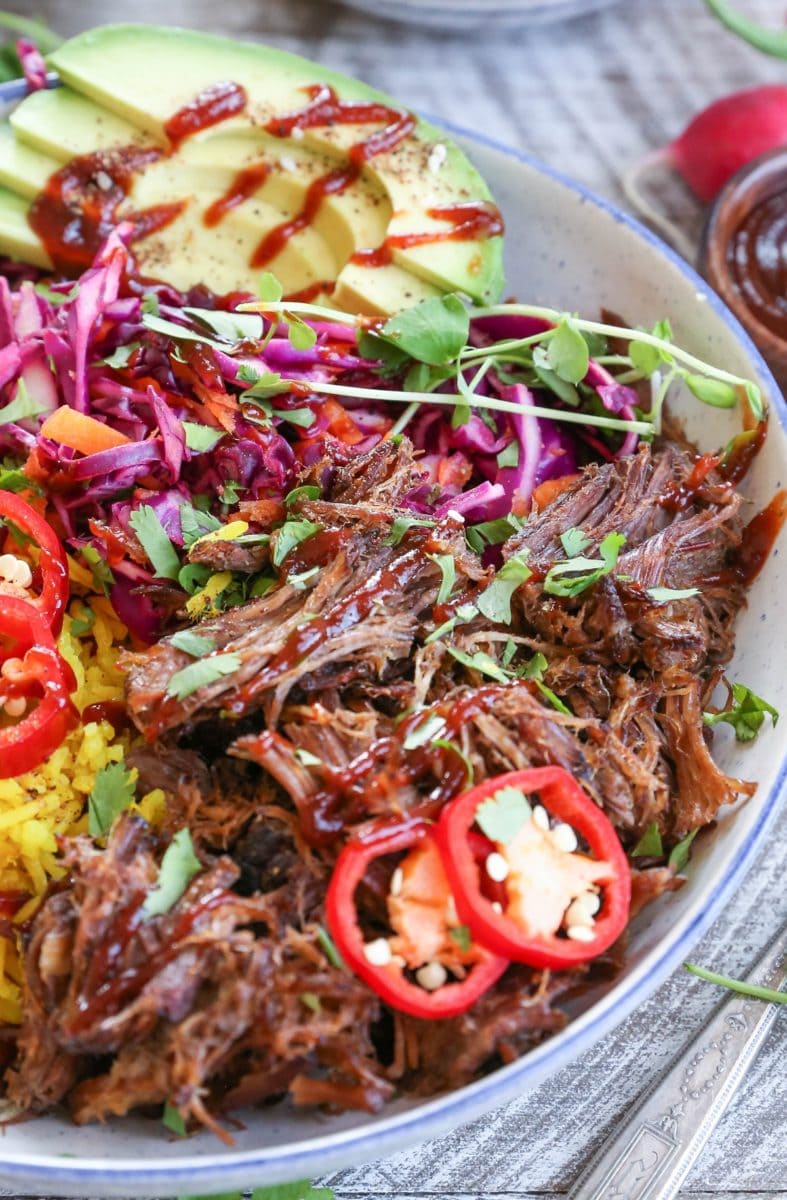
[735,490,787,586]
[726,192,787,341]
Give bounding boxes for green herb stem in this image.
[302,379,652,435]
[685,962,787,1005]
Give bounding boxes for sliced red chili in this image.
[0,490,69,634]
[326,818,508,1019]
[0,595,78,779]
[436,767,631,969]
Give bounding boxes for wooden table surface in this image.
[3,0,786,1196]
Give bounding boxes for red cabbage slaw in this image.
[0,226,758,642]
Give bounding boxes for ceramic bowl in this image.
[334,0,622,30]
[0,82,784,1200]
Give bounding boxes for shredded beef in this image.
[7,433,763,1134]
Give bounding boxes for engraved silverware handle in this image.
[567,922,787,1200]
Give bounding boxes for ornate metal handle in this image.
[568,923,787,1200]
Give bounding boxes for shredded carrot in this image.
[530,472,581,511]
[39,408,130,456]
[323,397,364,445]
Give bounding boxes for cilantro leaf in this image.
[377,294,470,366]
[285,484,321,507]
[0,378,49,427]
[162,1101,187,1137]
[447,645,510,684]
[424,601,478,645]
[103,343,139,369]
[465,514,524,554]
[647,586,700,603]
[179,502,222,549]
[560,527,592,558]
[182,422,225,452]
[300,991,321,1013]
[170,629,216,657]
[129,505,181,580]
[0,462,39,494]
[428,553,456,605]
[383,515,435,546]
[402,712,447,750]
[274,405,316,429]
[69,604,95,637]
[143,828,202,918]
[703,683,779,743]
[316,924,345,969]
[544,531,626,597]
[632,822,664,858]
[546,318,589,385]
[475,785,532,844]
[496,441,519,469]
[166,652,242,701]
[669,828,699,874]
[449,925,472,953]
[80,545,114,595]
[88,763,136,839]
[518,651,549,681]
[272,518,321,567]
[476,554,531,624]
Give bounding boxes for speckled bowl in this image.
[0,80,784,1200]
[335,0,622,30]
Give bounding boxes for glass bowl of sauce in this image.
[701,146,787,391]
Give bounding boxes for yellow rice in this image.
[0,561,166,1023]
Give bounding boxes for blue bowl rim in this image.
[0,78,784,1193]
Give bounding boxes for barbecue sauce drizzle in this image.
[28,79,502,278]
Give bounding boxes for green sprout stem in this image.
[685,962,787,1005]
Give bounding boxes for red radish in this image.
[623,85,787,259]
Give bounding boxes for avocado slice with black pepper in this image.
[0,25,504,314]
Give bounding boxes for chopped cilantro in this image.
[129,505,181,580]
[632,822,664,858]
[180,502,222,548]
[103,343,139,369]
[0,462,39,494]
[402,712,447,750]
[182,422,225,452]
[162,1101,187,1137]
[272,518,321,567]
[447,645,510,684]
[288,566,320,590]
[0,378,49,427]
[544,531,626,598]
[476,554,531,624]
[449,925,472,953]
[69,604,95,637]
[384,515,435,546]
[496,441,519,469]
[465,514,524,554]
[315,924,345,970]
[143,829,202,918]
[275,405,316,429]
[424,601,478,645]
[475,785,532,845]
[647,586,700,603]
[170,629,216,658]
[560,527,592,558]
[300,991,321,1013]
[88,763,136,839]
[166,652,242,701]
[428,553,456,605]
[80,545,115,595]
[669,828,699,874]
[285,484,321,506]
[703,684,778,743]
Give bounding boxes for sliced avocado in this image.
[48,24,504,305]
[0,186,52,269]
[0,124,57,199]
[10,85,146,160]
